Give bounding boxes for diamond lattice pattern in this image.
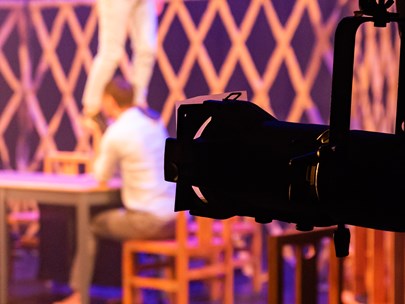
[0,0,400,171]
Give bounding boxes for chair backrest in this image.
[268,227,344,304]
[176,211,232,251]
[43,151,93,175]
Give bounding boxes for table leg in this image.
[77,197,90,304]
[0,189,8,304]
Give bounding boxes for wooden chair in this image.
[7,199,40,280]
[188,215,266,293]
[351,227,405,304]
[268,227,344,304]
[8,151,93,279]
[43,151,93,175]
[7,204,40,247]
[175,215,266,298]
[41,150,127,288]
[122,211,234,304]
[230,217,267,292]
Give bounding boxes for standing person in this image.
[82,0,164,130]
[54,76,176,304]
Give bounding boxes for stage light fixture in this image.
[164,0,405,256]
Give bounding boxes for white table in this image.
[0,170,121,304]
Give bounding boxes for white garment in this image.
[68,107,175,290]
[93,107,176,220]
[82,0,158,116]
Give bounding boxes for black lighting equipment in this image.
[164,0,405,257]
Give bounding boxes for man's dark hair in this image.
[104,76,134,108]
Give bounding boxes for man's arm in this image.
[93,131,119,183]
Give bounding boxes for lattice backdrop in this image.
[0,0,400,171]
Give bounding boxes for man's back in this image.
[94,107,176,219]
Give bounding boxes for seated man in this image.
[54,75,176,304]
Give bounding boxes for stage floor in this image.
[8,247,269,304]
[8,243,332,304]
